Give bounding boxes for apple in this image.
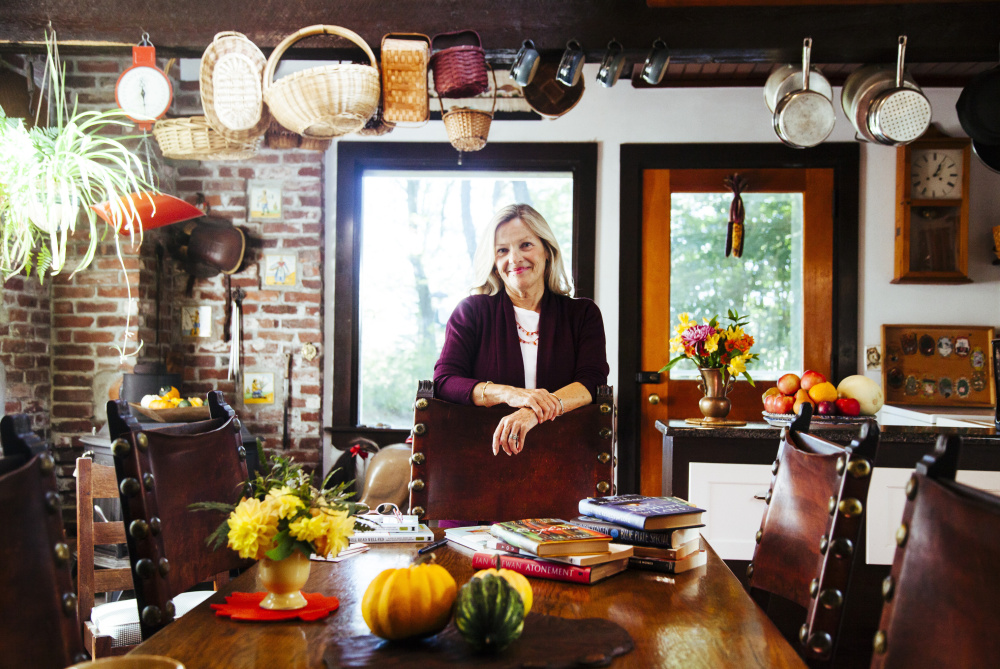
[792,389,815,415]
[763,394,777,413]
[837,375,885,415]
[835,397,862,417]
[816,400,839,416]
[776,373,801,396]
[773,394,794,414]
[800,370,827,391]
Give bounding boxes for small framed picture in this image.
[262,251,298,289]
[248,181,282,221]
[243,372,275,405]
[180,305,212,338]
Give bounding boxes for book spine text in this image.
[471,552,590,584]
[627,556,680,573]
[578,500,646,530]
[573,520,676,548]
[350,533,433,543]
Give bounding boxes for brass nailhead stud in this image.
[120,477,141,497]
[112,439,131,458]
[599,403,612,414]
[808,632,833,656]
[39,453,55,474]
[136,433,148,451]
[772,459,780,475]
[409,452,425,465]
[599,427,612,439]
[62,593,78,616]
[819,588,844,609]
[150,517,162,535]
[237,446,247,461]
[755,529,763,544]
[809,578,819,597]
[827,496,837,515]
[158,558,171,576]
[410,506,425,517]
[597,481,610,493]
[45,491,61,513]
[746,563,754,579]
[873,630,887,654]
[233,418,243,432]
[765,490,772,505]
[598,452,611,464]
[905,475,918,500]
[799,624,809,645]
[136,558,155,579]
[415,398,429,410]
[53,542,70,565]
[848,459,872,478]
[164,600,176,619]
[839,498,863,518]
[130,519,150,540]
[413,423,427,436]
[830,538,854,559]
[882,575,894,602]
[142,473,154,490]
[408,479,425,492]
[896,523,908,547]
[836,457,846,475]
[819,535,829,554]
[142,605,162,627]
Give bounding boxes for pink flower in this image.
[681,324,717,348]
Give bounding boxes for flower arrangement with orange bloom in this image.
[661,309,759,385]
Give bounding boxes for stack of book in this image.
[574,494,708,574]
[445,518,633,584]
[349,512,433,544]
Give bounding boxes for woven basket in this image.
[440,66,496,153]
[153,116,259,161]
[381,33,430,123]
[266,119,301,149]
[299,136,332,151]
[263,25,380,139]
[357,101,395,136]
[429,30,489,98]
[200,31,271,142]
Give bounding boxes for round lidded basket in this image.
[263,25,380,139]
[200,31,272,142]
[153,116,259,161]
[439,66,497,153]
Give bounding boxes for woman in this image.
[434,204,609,457]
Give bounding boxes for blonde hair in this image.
[470,204,572,296]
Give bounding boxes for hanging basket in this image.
[381,33,430,123]
[429,30,489,98]
[199,31,272,142]
[265,119,301,149]
[357,97,396,136]
[263,25,380,139]
[440,66,496,153]
[153,116,259,161]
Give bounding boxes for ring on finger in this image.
[511,433,519,445]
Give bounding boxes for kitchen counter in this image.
[656,419,998,444]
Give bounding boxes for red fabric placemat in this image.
[212,592,340,622]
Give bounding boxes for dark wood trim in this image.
[617,143,861,495]
[333,142,598,428]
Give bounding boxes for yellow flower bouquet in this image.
[661,309,759,385]
[193,453,360,561]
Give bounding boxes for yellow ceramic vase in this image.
[258,551,311,610]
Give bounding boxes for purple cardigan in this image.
[433,290,610,404]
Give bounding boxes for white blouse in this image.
[513,306,540,389]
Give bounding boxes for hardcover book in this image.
[444,525,497,555]
[349,524,433,543]
[570,516,703,549]
[631,538,700,561]
[578,494,705,531]
[471,551,628,584]
[486,539,634,566]
[628,549,708,575]
[489,518,611,556]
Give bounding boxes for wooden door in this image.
[639,167,835,496]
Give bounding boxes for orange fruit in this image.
[149,399,173,409]
[807,381,838,404]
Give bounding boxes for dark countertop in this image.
[655,419,999,445]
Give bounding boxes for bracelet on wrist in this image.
[480,381,493,405]
[555,396,565,414]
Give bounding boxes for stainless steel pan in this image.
[769,38,836,148]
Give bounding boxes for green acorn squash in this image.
[455,573,525,653]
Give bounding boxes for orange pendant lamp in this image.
[91,192,204,235]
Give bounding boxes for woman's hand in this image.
[493,408,539,456]
[498,387,562,423]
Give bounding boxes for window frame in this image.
[332,142,598,429]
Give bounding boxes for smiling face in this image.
[494,217,548,300]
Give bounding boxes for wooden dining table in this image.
[132,530,806,668]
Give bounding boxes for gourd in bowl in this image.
[361,562,457,640]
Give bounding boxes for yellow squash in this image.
[473,568,533,614]
[361,563,458,640]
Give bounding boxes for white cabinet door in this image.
[688,462,773,561]
[866,468,1000,565]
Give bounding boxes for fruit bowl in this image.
[761,411,876,429]
[129,403,212,423]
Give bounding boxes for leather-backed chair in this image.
[748,405,879,666]
[107,391,252,639]
[870,434,1000,668]
[407,381,616,522]
[0,417,89,668]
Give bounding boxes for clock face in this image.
[910,149,963,199]
[115,66,172,122]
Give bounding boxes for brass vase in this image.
[258,551,311,610]
[697,367,736,422]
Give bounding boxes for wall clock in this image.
[115,35,172,131]
[893,126,972,284]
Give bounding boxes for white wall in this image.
[346,63,1000,392]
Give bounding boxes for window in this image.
[332,143,597,432]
